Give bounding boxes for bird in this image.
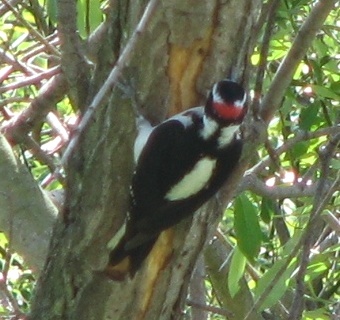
[106,79,247,280]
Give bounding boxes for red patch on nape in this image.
[213,102,244,121]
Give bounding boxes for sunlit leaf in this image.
[303,308,330,320]
[77,0,103,38]
[330,159,340,170]
[260,197,275,224]
[254,257,297,311]
[228,246,247,298]
[312,85,340,100]
[46,0,58,24]
[234,194,262,262]
[290,141,309,159]
[299,103,319,130]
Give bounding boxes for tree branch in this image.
[0,135,57,272]
[189,257,207,320]
[1,0,59,56]
[186,299,232,318]
[322,211,340,235]
[260,0,338,123]
[0,47,36,75]
[205,235,263,320]
[289,133,340,320]
[239,173,320,199]
[1,74,67,144]
[0,66,60,93]
[59,0,161,169]
[249,125,340,175]
[57,0,90,109]
[252,0,280,115]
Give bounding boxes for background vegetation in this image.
[0,0,339,319]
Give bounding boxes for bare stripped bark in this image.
[29,1,261,319]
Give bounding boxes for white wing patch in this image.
[218,125,240,148]
[165,157,217,201]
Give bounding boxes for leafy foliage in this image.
[0,0,339,319]
[213,2,339,318]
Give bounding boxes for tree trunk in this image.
[29,1,261,319]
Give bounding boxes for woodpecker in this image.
[106,79,247,280]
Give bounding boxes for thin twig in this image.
[20,33,60,61]
[239,173,319,199]
[0,275,25,317]
[23,136,57,171]
[322,211,340,235]
[46,112,69,143]
[1,0,59,56]
[252,0,280,115]
[244,229,302,319]
[244,164,339,320]
[0,0,21,16]
[57,0,89,109]
[186,299,233,318]
[249,125,340,175]
[0,215,25,318]
[0,66,60,93]
[0,97,32,110]
[288,172,340,320]
[0,48,37,75]
[1,74,67,144]
[288,134,340,320]
[59,0,160,169]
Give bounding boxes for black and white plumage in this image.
[107,79,247,280]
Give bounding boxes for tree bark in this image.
[29,1,262,319]
[0,135,57,271]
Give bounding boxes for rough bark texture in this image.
[29,1,262,319]
[0,135,57,271]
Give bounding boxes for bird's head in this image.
[206,80,247,124]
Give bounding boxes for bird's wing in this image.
[131,118,200,212]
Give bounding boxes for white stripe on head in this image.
[212,82,224,104]
[234,92,247,108]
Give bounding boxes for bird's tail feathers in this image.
[105,232,157,281]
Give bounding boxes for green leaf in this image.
[254,257,297,311]
[330,159,340,170]
[228,246,247,298]
[260,197,275,224]
[234,194,262,262]
[305,255,330,282]
[290,141,309,159]
[46,0,57,24]
[299,103,319,131]
[330,80,340,95]
[77,0,103,38]
[312,85,340,100]
[303,308,330,320]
